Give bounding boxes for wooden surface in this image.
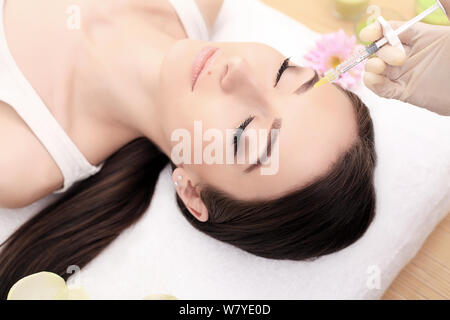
[261,0,450,300]
[261,0,416,35]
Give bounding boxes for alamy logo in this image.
[171,121,280,175]
[66,5,81,30]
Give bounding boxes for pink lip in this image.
[191,47,219,91]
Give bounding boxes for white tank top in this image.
[0,0,209,194]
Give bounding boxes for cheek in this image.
[185,94,241,132]
[165,94,242,165]
[181,153,243,196]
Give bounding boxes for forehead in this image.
[207,84,359,201]
[272,84,358,194]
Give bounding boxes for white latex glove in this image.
[360,16,450,116]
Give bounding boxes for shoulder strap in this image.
[0,0,103,194]
[168,0,210,40]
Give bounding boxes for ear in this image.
[172,168,209,222]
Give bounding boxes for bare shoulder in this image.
[194,0,224,30]
[0,101,63,209]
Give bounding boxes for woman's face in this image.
[158,39,358,201]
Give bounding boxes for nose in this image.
[220,56,262,97]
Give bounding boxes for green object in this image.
[416,0,450,25]
[333,0,370,21]
[356,20,372,45]
[354,6,405,45]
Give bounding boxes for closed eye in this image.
[233,116,255,156]
[275,57,294,87]
[275,57,319,94]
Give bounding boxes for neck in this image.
[74,10,178,157]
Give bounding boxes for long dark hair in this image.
[0,88,376,299]
[176,88,376,260]
[0,139,169,299]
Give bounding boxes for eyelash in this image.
[275,57,292,87]
[233,58,291,153]
[233,116,255,155]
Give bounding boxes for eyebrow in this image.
[244,118,282,174]
[294,70,320,95]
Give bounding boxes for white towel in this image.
[1,0,449,299]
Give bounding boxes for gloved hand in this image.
[360,13,450,116]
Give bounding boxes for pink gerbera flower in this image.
[304,30,365,89]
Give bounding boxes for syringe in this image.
[314,0,447,88]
